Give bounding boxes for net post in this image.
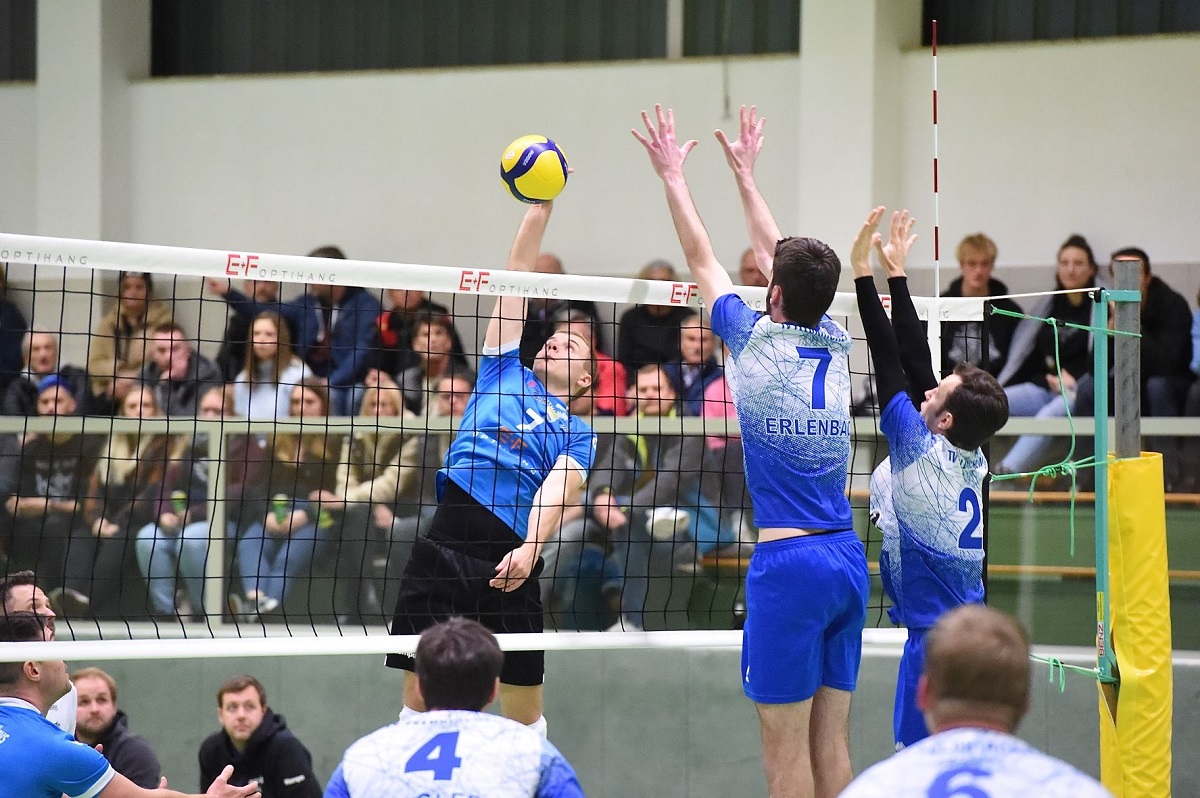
[1112,259,1142,458]
[1092,291,1115,684]
[203,423,229,623]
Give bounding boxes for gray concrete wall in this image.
[80,644,1195,796]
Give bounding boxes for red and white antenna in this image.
[932,19,941,296]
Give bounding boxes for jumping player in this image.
[636,104,869,798]
[850,207,1009,748]
[386,201,596,738]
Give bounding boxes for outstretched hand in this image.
[714,105,766,176]
[206,765,261,797]
[876,210,918,278]
[850,207,886,278]
[632,104,698,180]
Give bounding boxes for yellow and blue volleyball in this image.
[500,135,568,203]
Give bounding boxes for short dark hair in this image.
[0,612,49,685]
[217,674,267,708]
[0,570,37,609]
[415,618,504,711]
[943,362,1009,451]
[924,605,1030,732]
[308,245,346,260]
[770,237,841,327]
[1110,246,1151,275]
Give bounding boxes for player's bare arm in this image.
[490,455,584,593]
[633,104,735,310]
[715,105,781,278]
[484,201,553,350]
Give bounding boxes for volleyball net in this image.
[0,232,992,655]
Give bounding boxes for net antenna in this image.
[928,18,944,376]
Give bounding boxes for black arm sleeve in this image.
[887,276,940,398]
[855,277,908,410]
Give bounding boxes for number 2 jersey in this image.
[710,294,854,530]
[840,727,1112,797]
[324,710,584,798]
[870,393,987,630]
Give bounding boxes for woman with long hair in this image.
[233,376,341,617]
[233,310,311,419]
[87,271,173,403]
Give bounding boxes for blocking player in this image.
[0,570,77,735]
[386,201,597,737]
[636,104,869,798]
[331,618,583,797]
[850,207,1009,748]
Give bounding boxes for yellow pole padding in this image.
[1098,452,1173,797]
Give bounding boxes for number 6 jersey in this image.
[324,710,583,798]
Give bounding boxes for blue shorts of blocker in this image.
[894,629,931,748]
[742,530,869,704]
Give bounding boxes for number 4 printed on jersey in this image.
[405,732,463,781]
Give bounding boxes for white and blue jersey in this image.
[324,710,584,798]
[710,294,853,530]
[440,340,596,540]
[0,697,115,798]
[840,727,1113,797]
[870,394,987,631]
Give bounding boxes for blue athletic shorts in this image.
[894,630,930,748]
[741,530,869,704]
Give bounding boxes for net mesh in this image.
[0,234,988,649]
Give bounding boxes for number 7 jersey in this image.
[869,393,988,630]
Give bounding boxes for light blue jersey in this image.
[870,394,987,630]
[324,710,584,798]
[0,698,115,798]
[841,727,1113,797]
[710,294,853,530]
[440,340,596,540]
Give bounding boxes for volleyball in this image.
[500,135,568,203]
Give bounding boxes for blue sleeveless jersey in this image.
[440,341,596,540]
[711,294,853,530]
[870,394,987,629]
[0,698,115,798]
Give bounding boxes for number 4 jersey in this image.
[870,393,988,630]
[324,710,584,798]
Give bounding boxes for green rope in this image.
[990,305,1142,339]
[1032,654,1104,692]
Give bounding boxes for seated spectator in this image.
[325,618,583,798]
[1,376,103,589]
[941,233,1023,376]
[699,358,754,541]
[87,271,173,402]
[207,277,315,381]
[233,377,342,618]
[73,667,162,788]
[661,311,722,415]
[617,259,695,381]
[518,252,608,365]
[199,674,321,797]
[2,330,98,416]
[395,310,465,414]
[371,288,467,377]
[143,322,224,417]
[995,235,1099,476]
[62,384,180,616]
[1180,290,1200,493]
[0,266,28,392]
[325,379,411,621]
[840,606,1111,797]
[136,385,242,620]
[737,246,769,288]
[554,308,628,416]
[232,310,312,419]
[305,247,383,415]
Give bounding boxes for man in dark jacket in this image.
[941,233,1022,377]
[304,252,383,415]
[72,667,162,788]
[2,331,98,415]
[199,674,321,797]
[142,323,224,416]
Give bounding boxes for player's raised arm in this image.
[715,105,782,280]
[875,210,938,397]
[633,104,735,310]
[484,201,553,350]
[490,454,585,593]
[851,207,909,409]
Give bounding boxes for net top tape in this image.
[0,233,986,322]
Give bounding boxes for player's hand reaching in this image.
[876,210,918,278]
[850,206,886,279]
[714,105,766,178]
[205,765,261,797]
[491,543,539,592]
[632,104,698,181]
